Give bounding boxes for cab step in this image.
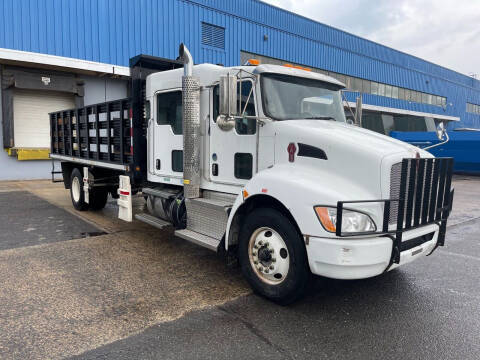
[186,197,233,240]
[135,213,171,229]
[174,229,221,252]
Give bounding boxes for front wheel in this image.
[238,208,310,304]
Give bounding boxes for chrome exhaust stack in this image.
[179,43,200,198]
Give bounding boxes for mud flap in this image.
[117,175,132,222]
[83,167,90,204]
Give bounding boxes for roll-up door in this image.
[13,89,75,148]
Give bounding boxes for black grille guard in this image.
[335,157,454,266]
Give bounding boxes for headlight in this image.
[314,206,376,234]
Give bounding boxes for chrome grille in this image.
[389,158,452,226]
[389,162,402,224]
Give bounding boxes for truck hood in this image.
[269,120,425,199]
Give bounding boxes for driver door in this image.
[149,89,184,184]
[209,79,258,186]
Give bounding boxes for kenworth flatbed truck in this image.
[50,44,454,304]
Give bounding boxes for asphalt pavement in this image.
[0,178,478,360]
[71,217,480,360]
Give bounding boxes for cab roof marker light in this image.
[283,63,311,71]
[244,59,260,66]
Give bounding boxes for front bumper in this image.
[306,223,439,279]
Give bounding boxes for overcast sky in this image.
[262,0,480,78]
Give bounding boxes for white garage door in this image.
[13,89,75,148]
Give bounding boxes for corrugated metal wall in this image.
[0,0,479,128]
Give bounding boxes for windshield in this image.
[261,74,346,122]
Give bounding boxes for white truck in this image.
[50,44,454,304]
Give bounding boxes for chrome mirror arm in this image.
[424,130,449,151]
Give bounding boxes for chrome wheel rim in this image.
[248,227,289,285]
[72,177,81,203]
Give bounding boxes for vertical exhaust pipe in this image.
[179,43,200,198]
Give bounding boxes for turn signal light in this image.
[314,207,336,232]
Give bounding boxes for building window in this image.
[201,22,225,49]
[385,85,392,98]
[362,111,385,134]
[392,86,399,99]
[239,51,447,109]
[393,115,428,132]
[362,79,371,94]
[352,77,362,92]
[467,102,480,115]
[378,83,385,96]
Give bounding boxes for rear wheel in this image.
[238,208,310,304]
[70,168,88,211]
[89,189,108,211]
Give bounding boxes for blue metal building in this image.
[0,0,479,179]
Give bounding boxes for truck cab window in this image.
[213,80,256,135]
[157,91,183,135]
[234,153,253,179]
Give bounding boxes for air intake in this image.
[201,22,225,49]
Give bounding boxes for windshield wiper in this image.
[303,116,336,121]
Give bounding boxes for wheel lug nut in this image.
[265,242,269,247]
[254,245,258,249]
[259,241,263,246]
[265,269,269,273]
[272,258,276,262]
[254,260,258,265]
[270,249,274,253]
[252,251,257,256]
[269,265,274,270]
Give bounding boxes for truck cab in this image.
[139,45,454,303]
[51,45,454,304]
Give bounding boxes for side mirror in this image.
[436,121,447,141]
[219,75,238,116]
[216,115,235,131]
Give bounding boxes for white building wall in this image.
[83,76,128,106]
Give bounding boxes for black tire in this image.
[70,168,89,211]
[238,208,310,305]
[89,189,109,211]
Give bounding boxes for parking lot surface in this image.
[0,177,478,360]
